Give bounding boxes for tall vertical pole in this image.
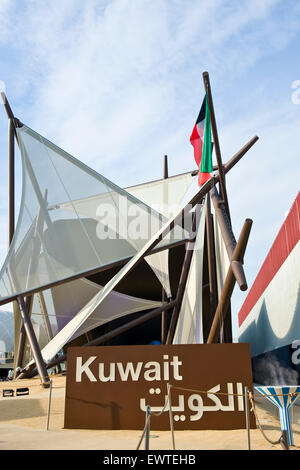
[14,296,33,377]
[167,383,176,450]
[4,97,50,387]
[161,155,169,343]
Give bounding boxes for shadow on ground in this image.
[0,398,45,421]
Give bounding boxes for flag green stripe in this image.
[200,94,212,173]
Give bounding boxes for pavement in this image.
[0,375,299,451]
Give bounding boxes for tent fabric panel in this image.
[126,173,196,219]
[172,198,206,344]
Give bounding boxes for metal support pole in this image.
[16,295,50,387]
[14,296,33,377]
[245,386,251,450]
[161,154,169,343]
[161,289,167,344]
[2,93,50,387]
[211,186,247,290]
[6,134,259,378]
[27,300,178,375]
[207,219,252,344]
[21,136,258,375]
[82,300,177,347]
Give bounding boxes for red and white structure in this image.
[238,192,300,373]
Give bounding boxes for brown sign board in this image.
[64,343,255,430]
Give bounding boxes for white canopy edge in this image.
[172,196,206,344]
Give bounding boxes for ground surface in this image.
[0,375,299,451]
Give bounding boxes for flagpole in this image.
[161,154,169,343]
[202,72,230,221]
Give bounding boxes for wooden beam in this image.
[207,219,252,344]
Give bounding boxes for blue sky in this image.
[0,0,299,338]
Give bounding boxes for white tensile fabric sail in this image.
[21,279,162,367]
[0,124,188,305]
[172,197,206,344]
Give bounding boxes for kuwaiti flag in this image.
[190,93,213,186]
